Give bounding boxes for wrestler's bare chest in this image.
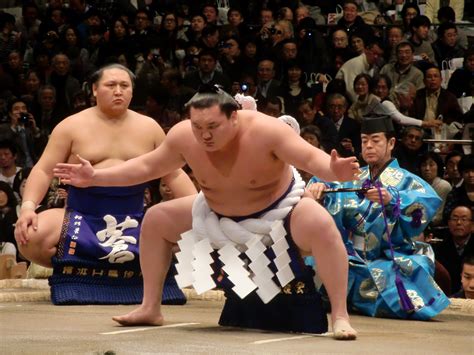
[183,141,291,214]
[69,121,156,167]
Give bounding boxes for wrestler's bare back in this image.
[171,109,294,216]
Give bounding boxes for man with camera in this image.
[0,98,45,168]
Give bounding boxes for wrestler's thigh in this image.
[142,195,196,244]
[20,208,65,263]
[290,197,338,253]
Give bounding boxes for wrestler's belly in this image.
[202,181,293,217]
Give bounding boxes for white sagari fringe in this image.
[175,168,305,303]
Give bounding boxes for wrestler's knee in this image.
[291,198,340,247]
[18,228,56,267]
[18,210,63,266]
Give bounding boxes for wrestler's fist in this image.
[53,155,95,188]
[329,149,360,181]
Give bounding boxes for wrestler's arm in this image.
[21,121,73,207]
[15,121,73,243]
[148,121,196,198]
[269,118,359,182]
[57,123,188,187]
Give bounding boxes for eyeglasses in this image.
[449,217,472,223]
[328,104,345,110]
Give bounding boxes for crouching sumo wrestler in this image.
[54,85,360,339]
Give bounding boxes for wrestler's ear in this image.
[92,83,98,97]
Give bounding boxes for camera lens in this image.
[240,83,248,92]
[19,113,29,125]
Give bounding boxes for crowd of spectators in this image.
[0,0,473,298]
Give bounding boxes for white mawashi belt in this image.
[175,168,305,303]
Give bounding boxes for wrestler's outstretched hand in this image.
[329,149,360,181]
[53,155,95,187]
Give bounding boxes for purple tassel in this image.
[395,274,415,313]
[357,179,372,199]
[410,208,423,228]
[392,196,401,219]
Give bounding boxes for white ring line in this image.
[251,333,332,345]
[100,322,200,335]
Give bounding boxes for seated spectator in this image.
[349,32,365,56]
[274,38,298,80]
[0,98,45,168]
[348,73,379,123]
[295,4,324,26]
[433,205,474,295]
[385,26,404,63]
[296,99,338,153]
[452,254,474,299]
[373,74,392,101]
[437,6,468,50]
[2,50,27,98]
[277,59,312,117]
[266,19,294,60]
[0,12,20,65]
[240,38,259,77]
[0,181,19,260]
[34,85,64,135]
[443,155,474,223]
[336,38,384,102]
[324,93,361,158]
[432,22,465,66]
[380,41,424,90]
[331,28,350,52]
[372,82,442,130]
[103,18,133,67]
[130,9,159,59]
[277,6,293,22]
[159,68,195,116]
[401,2,421,39]
[219,36,245,83]
[46,53,82,117]
[411,66,463,125]
[408,15,437,68]
[419,151,452,226]
[183,49,231,93]
[258,97,283,118]
[21,70,43,109]
[336,0,373,40]
[0,140,21,188]
[59,25,90,81]
[393,126,427,175]
[202,3,219,26]
[294,17,328,80]
[447,47,474,99]
[199,24,220,51]
[185,14,207,43]
[255,59,281,101]
[299,124,322,183]
[425,1,464,24]
[444,150,465,188]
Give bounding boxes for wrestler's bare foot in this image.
[112,306,164,326]
[332,318,357,340]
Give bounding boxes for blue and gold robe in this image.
[309,159,450,320]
